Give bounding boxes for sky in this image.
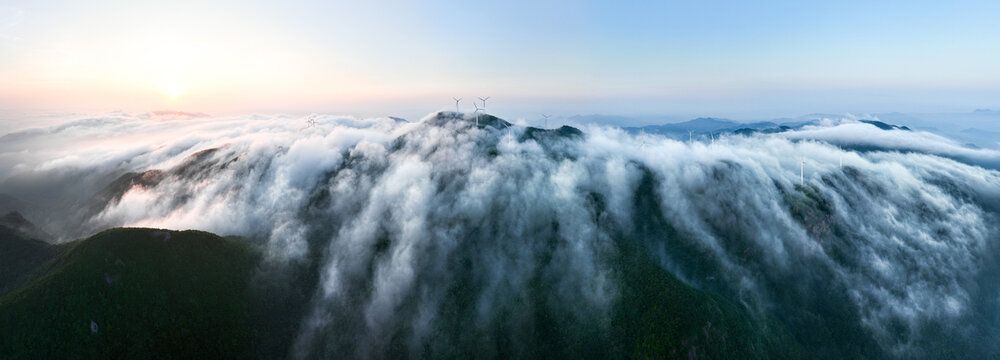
[1,0,999,120]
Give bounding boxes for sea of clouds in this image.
[2,111,999,358]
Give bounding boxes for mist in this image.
[2,110,999,358]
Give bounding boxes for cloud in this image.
[780,120,1000,169]
[148,110,211,120]
[2,111,1000,357]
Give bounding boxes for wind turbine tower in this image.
[542,114,551,129]
[473,103,483,127]
[800,158,805,185]
[504,123,513,145]
[689,130,693,144]
[453,97,462,112]
[640,129,646,149]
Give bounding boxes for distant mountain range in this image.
[621,117,910,140]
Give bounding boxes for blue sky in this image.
[1,0,998,119]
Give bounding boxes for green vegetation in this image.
[0,228,257,359]
[617,167,803,359]
[610,239,799,359]
[0,221,63,297]
[1,221,810,359]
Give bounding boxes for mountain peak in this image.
[859,120,911,131]
[0,211,50,241]
[424,111,511,129]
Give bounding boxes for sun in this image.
[162,76,185,100]
[165,85,184,100]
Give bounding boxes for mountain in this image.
[4,111,1000,358]
[0,228,258,359]
[0,225,795,359]
[624,117,740,135]
[0,213,61,296]
[858,120,910,131]
[0,113,793,359]
[623,116,920,140]
[0,211,51,241]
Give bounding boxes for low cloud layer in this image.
[2,112,999,358]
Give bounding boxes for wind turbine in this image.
[453,97,462,112]
[478,96,490,113]
[503,122,513,145]
[689,130,693,144]
[473,102,483,127]
[800,158,805,185]
[541,114,551,129]
[639,129,646,149]
[305,116,317,128]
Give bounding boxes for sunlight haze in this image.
[2,1,998,118]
